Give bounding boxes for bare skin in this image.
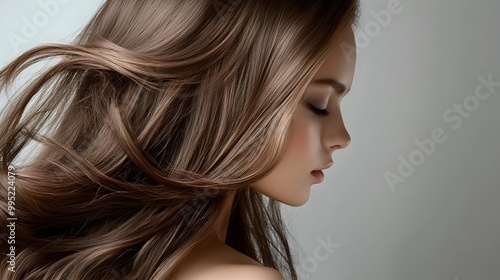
[171,235,275,280]
[250,30,355,207]
[172,30,357,280]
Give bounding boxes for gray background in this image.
[1,1,499,280]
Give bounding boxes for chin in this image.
[250,184,311,207]
[271,193,310,207]
[286,198,308,207]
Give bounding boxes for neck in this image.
[211,189,239,243]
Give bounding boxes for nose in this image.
[326,114,351,152]
[331,126,351,151]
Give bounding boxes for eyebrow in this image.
[311,78,351,95]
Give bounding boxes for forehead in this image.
[310,31,356,92]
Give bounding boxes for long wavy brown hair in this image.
[0,0,360,279]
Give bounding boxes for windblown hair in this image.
[0,0,360,279]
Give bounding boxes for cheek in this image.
[248,111,320,205]
[274,112,319,183]
[287,113,317,162]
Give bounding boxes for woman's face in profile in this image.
[250,30,356,207]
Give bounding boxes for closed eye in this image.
[306,102,330,117]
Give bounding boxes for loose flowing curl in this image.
[0,0,360,279]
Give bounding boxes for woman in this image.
[0,0,361,279]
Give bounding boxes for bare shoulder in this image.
[189,265,285,280]
[171,237,285,280]
[236,266,285,280]
[220,265,284,280]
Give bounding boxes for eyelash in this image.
[306,103,330,117]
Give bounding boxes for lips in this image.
[314,161,333,172]
[310,161,332,184]
[311,170,324,183]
